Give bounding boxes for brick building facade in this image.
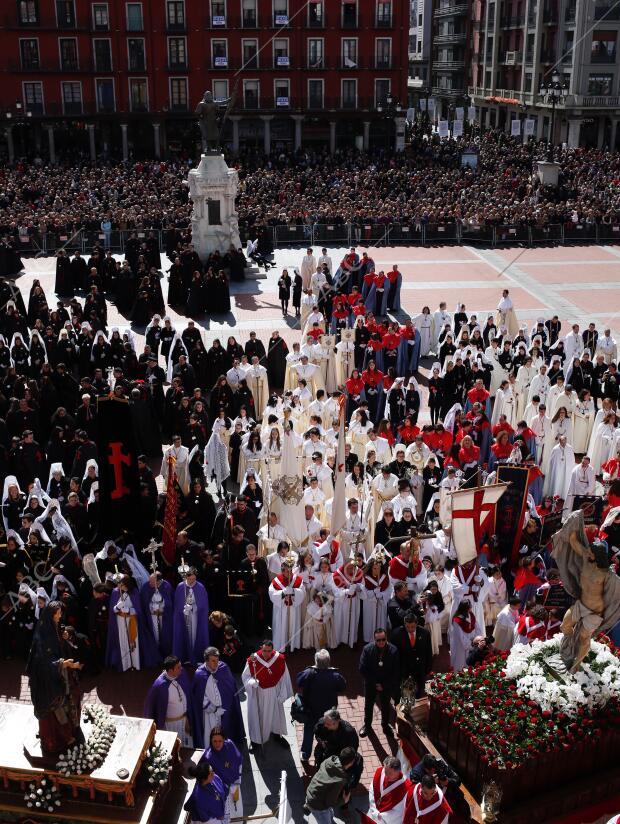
[0,0,409,160]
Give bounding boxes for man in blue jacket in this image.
[296,649,347,762]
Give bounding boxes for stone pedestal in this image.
[536,160,560,186]
[187,152,241,262]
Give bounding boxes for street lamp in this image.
[376,92,403,151]
[538,72,567,161]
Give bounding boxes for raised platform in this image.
[0,702,183,823]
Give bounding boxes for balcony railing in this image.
[434,60,466,69]
[165,20,186,31]
[432,84,466,96]
[434,4,469,16]
[168,60,188,70]
[594,3,620,19]
[376,15,393,27]
[570,93,620,106]
[434,32,467,44]
[500,15,525,26]
[591,51,617,63]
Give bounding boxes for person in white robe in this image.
[565,455,596,512]
[523,398,540,426]
[283,344,302,392]
[318,249,333,275]
[161,438,190,496]
[485,340,508,397]
[365,431,392,465]
[268,563,305,652]
[493,597,521,651]
[572,391,596,453]
[596,329,618,364]
[543,436,575,499]
[303,478,327,525]
[157,658,193,747]
[449,563,489,632]
[266,543,298,578]
[516,358,536,419]
[432,568,454,634]
[415,308,434,357]
[241,641,293,748]
[588,413,618,474]
[335,335,356,385]
[563,324,584,364]
[257,513,289,557]
[492,380,517,427]
[360,557,391,642]
[226,359,248,391]
[302,591,336,649]
[310,267,327,297]
[421,589,443,656]
[531,405,553,473]
[245,358,270,419]
[300,249,317,291]
[318,335,338,395]
[450,601,483,672]
[528,365,550,406]
[340,499,368,558]
[551,407,573,445]
[333,558,364,647]
[433,303,452,353]
[371,467,399,522]
[546,378,566,418]
[496,290,519,337]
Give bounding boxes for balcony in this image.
[591,50,617,64]
[307,58,329,69]
[594,3,620,19]
[432,85,466,96]
[241,13,258,27]
[434,32,467,44]
[433,60,466,69]
[434,3,468,16]
[168,60,188,70]
[376,15,393,27]
[166,20,186,32]
[9,13,88,30]
[569,93,620,106]
[500,50,523,64]
[374,58,393,69]
[500,15,525,26]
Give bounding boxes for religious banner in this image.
[511,119,522,136]
[496,465,530,567]
[271,414,306,549]
[450,484,508,565]
[96,397,141,540]
[468,105,477,122]
[452,119,463,138]
[524,118,536,136]
[455,106,464,120]
[438,120,449,138]
[161,455,177,565]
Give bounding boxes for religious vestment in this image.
[191,660,245,748]
[241,650,293,745]
[143,669,193,747]
[172,580,210,665]
[268,572,305,652]
[366,767,413,824]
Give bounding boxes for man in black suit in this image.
[390,611,432,698]
[387,581,424,629]
[358,627,400,737]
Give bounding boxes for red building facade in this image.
[0,0,409,159]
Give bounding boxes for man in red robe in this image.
[362,756,413,824]
[404,775,452,824]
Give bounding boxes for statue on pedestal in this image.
[195,86,238,154]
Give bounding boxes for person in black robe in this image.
[244,332,266,362]
[227,246,247,282]
[292,268,302,317]
[209,269,231,314]
[131,278,154,327]
[69,252,87,294]
[55,250,73,297]
[278,269,291,316]
[115,261,136,315]
[210,377,235,418]
[267,331,288,390]
[226,336,244,362]
[25,602,84,755]
[129,387,162,458]
[186,479,217,545]
[187,270,207,317]
[205,340,231,389]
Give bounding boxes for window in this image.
[167,36,186,68]
[92,3,109,29]
[20,39,39,69]
[56,0,75,26]
[61,80,82,114]
[128,38,146,70]
[18,1,39,24]
[342,78,357,108]
[129,77,148,110]
[242,39,258,68]
[211,0,225,25]
[342,38,358,68]
[375,78,390,105]
[588,73,613,94]
[59,38,78,70]
[95,78,115,111]
[591,31,617,63]
[274,0,288,25]
[376,38,391,68]
[166,0,185,28]
[213,79,228,101]
[308,78,324,108]
[377,1,392,25]
[170,77,188,109]
[242,0,257,27]
[23,81,44,113]
[342,1,357,27]
[212,39,228,67]
[126,2,143,30]
[308,38,324,68]
[418,13,422,25]
[243,79,259,108]
[309,0,324,27]
[274,38,289,66]
[275,78,290,106]
[94,39,112,70]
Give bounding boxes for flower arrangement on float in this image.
[56,705,117,776]
[427,636,620,770]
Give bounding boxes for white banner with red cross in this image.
[450,484,508,565]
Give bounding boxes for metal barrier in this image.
[12,220,620,260]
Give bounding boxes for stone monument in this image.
[188,89,242,262]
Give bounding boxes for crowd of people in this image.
[5,217,620,823]
[4,132,620,250]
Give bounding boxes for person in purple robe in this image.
[184,760,227,824]
[191,646,244,748]
[105,575,159,672]
[203,727,243,820]
[172,567,210,666]
[140,572,174,660]
[143,655,194,747]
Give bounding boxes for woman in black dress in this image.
[267,331,288,390]
[278,269,291,316]
[210,269,231,314]
[205,339,230,388]
[187,270,207,318]
[292,268,302,318]
[210,376,235,418]
[167,256,186,309]
[55,251,73,297]
[226,336,244,362]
